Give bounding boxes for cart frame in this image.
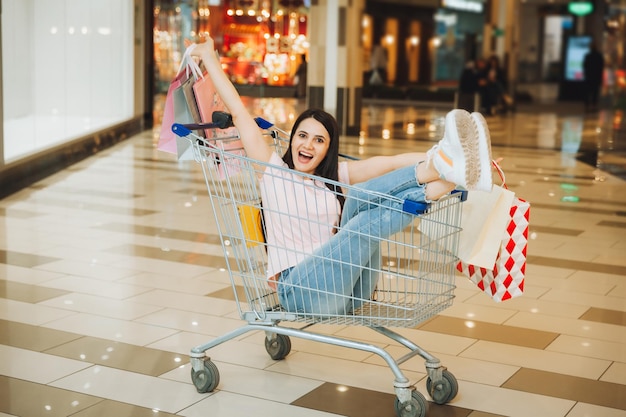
[172,119,465,417]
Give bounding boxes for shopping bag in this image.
[181,76,205,138]
[456,164,530,302]
[164,77,199,161]
[457,185,515,268]
[238,204,265,247]
[157,73,185,154]
[157,45,205,155]
[175,135,195,161]
[173,77,196,127]
[192,53,244,179]
[456,196,529,301]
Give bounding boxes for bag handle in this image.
[492,160,508,190]
[177,43,204,81]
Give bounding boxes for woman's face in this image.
[290,117,331,175]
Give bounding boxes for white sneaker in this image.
[428,109,480,190]
[471,112,494,191]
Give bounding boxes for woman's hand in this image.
[182,33,273,165]
[187,35,215,60]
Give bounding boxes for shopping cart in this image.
[172,116,466,417]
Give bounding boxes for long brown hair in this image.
[282,108,345,210]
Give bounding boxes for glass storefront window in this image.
[2,0,134,163]
[153,0,308,94]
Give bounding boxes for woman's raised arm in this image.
[345,153,427,185]
[189,36,273,164]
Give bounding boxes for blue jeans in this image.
[277,165,427,315]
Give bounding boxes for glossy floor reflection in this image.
[0,97,625,417]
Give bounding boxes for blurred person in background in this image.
[583,41,605,112]
[457,60,479,112]
[370,43,388,85]
[294,54,308,98]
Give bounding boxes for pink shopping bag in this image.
[158,45,205,155]
[193,69,244,179]
[157,72,186,154]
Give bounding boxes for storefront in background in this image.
[363,0,486,87]
[153,0,309,93]
[433,0,485,84]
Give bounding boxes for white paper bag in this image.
[175,135,195,161]
[457,185,515,268]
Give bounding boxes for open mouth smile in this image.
[298,150,314,163]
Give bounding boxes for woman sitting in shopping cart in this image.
[190,36,493,316]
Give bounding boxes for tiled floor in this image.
[1,95,626,417]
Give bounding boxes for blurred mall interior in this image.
[0,1,625,416]
[2,0,626,184]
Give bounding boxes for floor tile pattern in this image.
[1,97,625,416]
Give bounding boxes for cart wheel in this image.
[190,359,220,393]
[426,369,458,404]
[394,390,428,417]
[264,333,291,360]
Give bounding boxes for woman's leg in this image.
[339,164,449,310]
[342,162,456,222]
[278,109,493,315]
[278,165,426,315]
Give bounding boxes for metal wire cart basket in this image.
[172,117,466,417]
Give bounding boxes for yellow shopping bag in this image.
[238,205,265,247]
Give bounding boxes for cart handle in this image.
[172,115,271,137]
[402,189,467,215]
[172,123,193,137]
